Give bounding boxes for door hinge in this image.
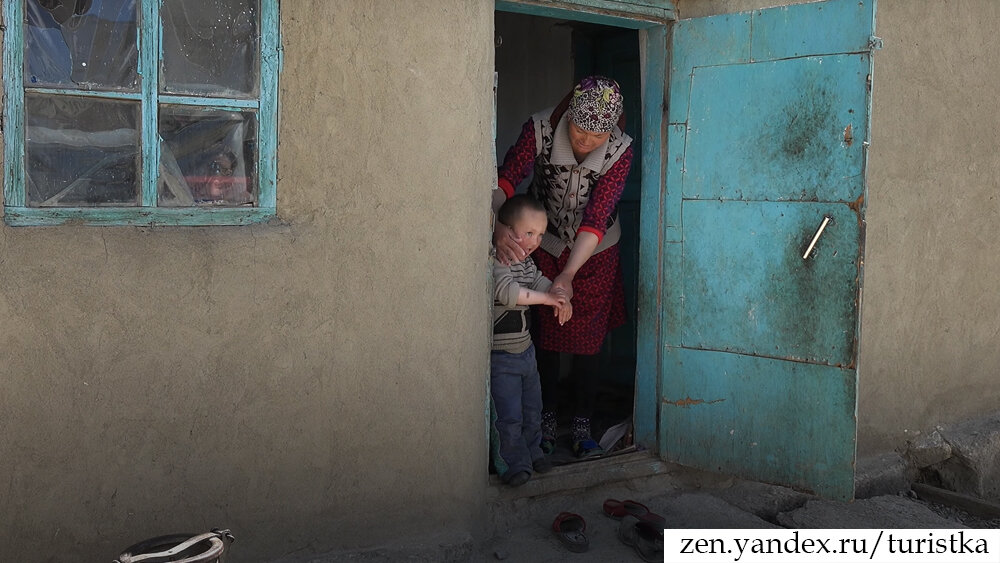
[869,36,884,51]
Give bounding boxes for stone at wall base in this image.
[927,412,1000,502]
[906,428,953,469]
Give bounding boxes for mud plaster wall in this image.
[677,0,1000,455]
[0,2,494,562]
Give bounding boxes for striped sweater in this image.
[492,255,552,354]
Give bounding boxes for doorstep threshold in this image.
[487,450,709,502]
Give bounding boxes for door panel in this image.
[661,348,857,490]
[684,55,870,202]
[661,0,875,500]
[680,201,860,366]
[667,14,751,127]
[751,1,876,59]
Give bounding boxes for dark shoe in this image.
[552,512,589,553]
[540,436,556,455]
[533,457,553,474]
[506,471,530,487]
[572,438,604,459]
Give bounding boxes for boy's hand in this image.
[547,290,572,325]
[554,300,573,325]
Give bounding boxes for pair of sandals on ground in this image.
[552,498,664,561]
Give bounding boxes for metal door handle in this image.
[803,216,832,259]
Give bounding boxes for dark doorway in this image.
[494,11,641,466]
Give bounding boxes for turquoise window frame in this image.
[2,0,280,226]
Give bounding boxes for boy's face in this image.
[510,209,548,256]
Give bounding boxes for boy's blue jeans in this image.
[490,344,544,478]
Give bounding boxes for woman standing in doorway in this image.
[493,76,633,459]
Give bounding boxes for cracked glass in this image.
[24,0,139,92]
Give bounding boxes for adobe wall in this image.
[0,2,495,561]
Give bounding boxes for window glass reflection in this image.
[25,93,140,206]
[161,0,259,97]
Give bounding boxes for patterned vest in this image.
[528,107,632,258]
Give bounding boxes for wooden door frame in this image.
[493,0,670,452]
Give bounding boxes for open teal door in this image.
[660,0,877,500]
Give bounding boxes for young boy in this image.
[491,194,572,487]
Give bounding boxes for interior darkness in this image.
[494,11,642,466]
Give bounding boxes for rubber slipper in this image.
[618,514,663,562]
[572,438,604,459]
[603,498,650,520]
[640,511,667,528]
[604,499,667,527]
[552,511,589,553]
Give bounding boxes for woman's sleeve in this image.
[496,118,537,199]
[578,145,634,243]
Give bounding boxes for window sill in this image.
[3,206,275,227]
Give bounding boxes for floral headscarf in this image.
[567,76,624,134]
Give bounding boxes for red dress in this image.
[497,115,632,355]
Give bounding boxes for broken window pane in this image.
[161,0,259,98]
[24,0,139,91]
[25,93,140,206]
[158,106,258,207]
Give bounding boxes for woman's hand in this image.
[551,271,574,302]
[493,221,526,265]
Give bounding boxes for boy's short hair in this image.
[497,194,547,227]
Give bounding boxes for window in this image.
[2,0,279,226]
